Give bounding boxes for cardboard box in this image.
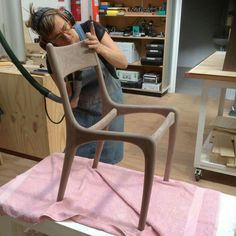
[142,82,161,91]
[116,70,140,82]
[116,42,139,63]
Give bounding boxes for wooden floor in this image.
[0,93,236,196]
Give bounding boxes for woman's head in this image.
[26,4,79,47]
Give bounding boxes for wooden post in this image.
[223,11,236,72]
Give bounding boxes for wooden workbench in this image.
[187,51,236,82]
[186,51,236,180]
[0,63,65,160]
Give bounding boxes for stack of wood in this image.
[210,116,236,167]
[0,61,13,67]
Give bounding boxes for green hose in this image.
[0,30,62,103]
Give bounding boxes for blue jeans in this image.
[72,64,124,164]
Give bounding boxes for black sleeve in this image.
[80,20,106,41]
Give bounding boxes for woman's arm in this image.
[84,25,128,69]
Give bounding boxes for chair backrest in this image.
[46,42,112,124]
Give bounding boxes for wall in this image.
[22,0,70,21]
[178,0,228,68]
[176,0,236,99]
[21,0,91,40]
[0,1,4,57]
[164,0,182,92]
[0,0,26,61]
[21,0,90,22]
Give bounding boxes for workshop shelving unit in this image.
[99,0,170,96]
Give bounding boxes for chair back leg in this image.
[92,141,105,169]
[163,121,177,181]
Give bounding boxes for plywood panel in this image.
[0,70,65,158]
[43,78,66,154]
[211,116,236,132]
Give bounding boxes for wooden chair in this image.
[46,41,178,231]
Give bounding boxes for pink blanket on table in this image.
[0,153,220,236]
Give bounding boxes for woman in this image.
[26,5,128,164]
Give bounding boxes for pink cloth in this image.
[0,153,220,236]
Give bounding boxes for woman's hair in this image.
[25,3,61,39]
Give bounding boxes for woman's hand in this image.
[83,21,128,69]
[84,23,103,54]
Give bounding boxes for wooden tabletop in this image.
[185,51,236,83]
[0,62,47,77]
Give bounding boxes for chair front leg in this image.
[138,142,156,231]
[57,145,77,201]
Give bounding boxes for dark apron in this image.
[72,61,124,164]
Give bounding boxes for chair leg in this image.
[138,144,156,231]
[92,141,104,169]
[163,123,177,181]
[57,146,76,201]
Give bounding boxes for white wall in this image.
[177,0,236,99]
[178,0,227,68]
[1,0,91,57]
[0,0,26,61]
[21,0,91,40]
[21,0,90,22]
[0,1,4,57]
[21,0,71,21]
[164,0,182,92]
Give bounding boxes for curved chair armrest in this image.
[84,112,176,148]
[152,112,175,142]
[80,128,154,152]
[88,108,117,130]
